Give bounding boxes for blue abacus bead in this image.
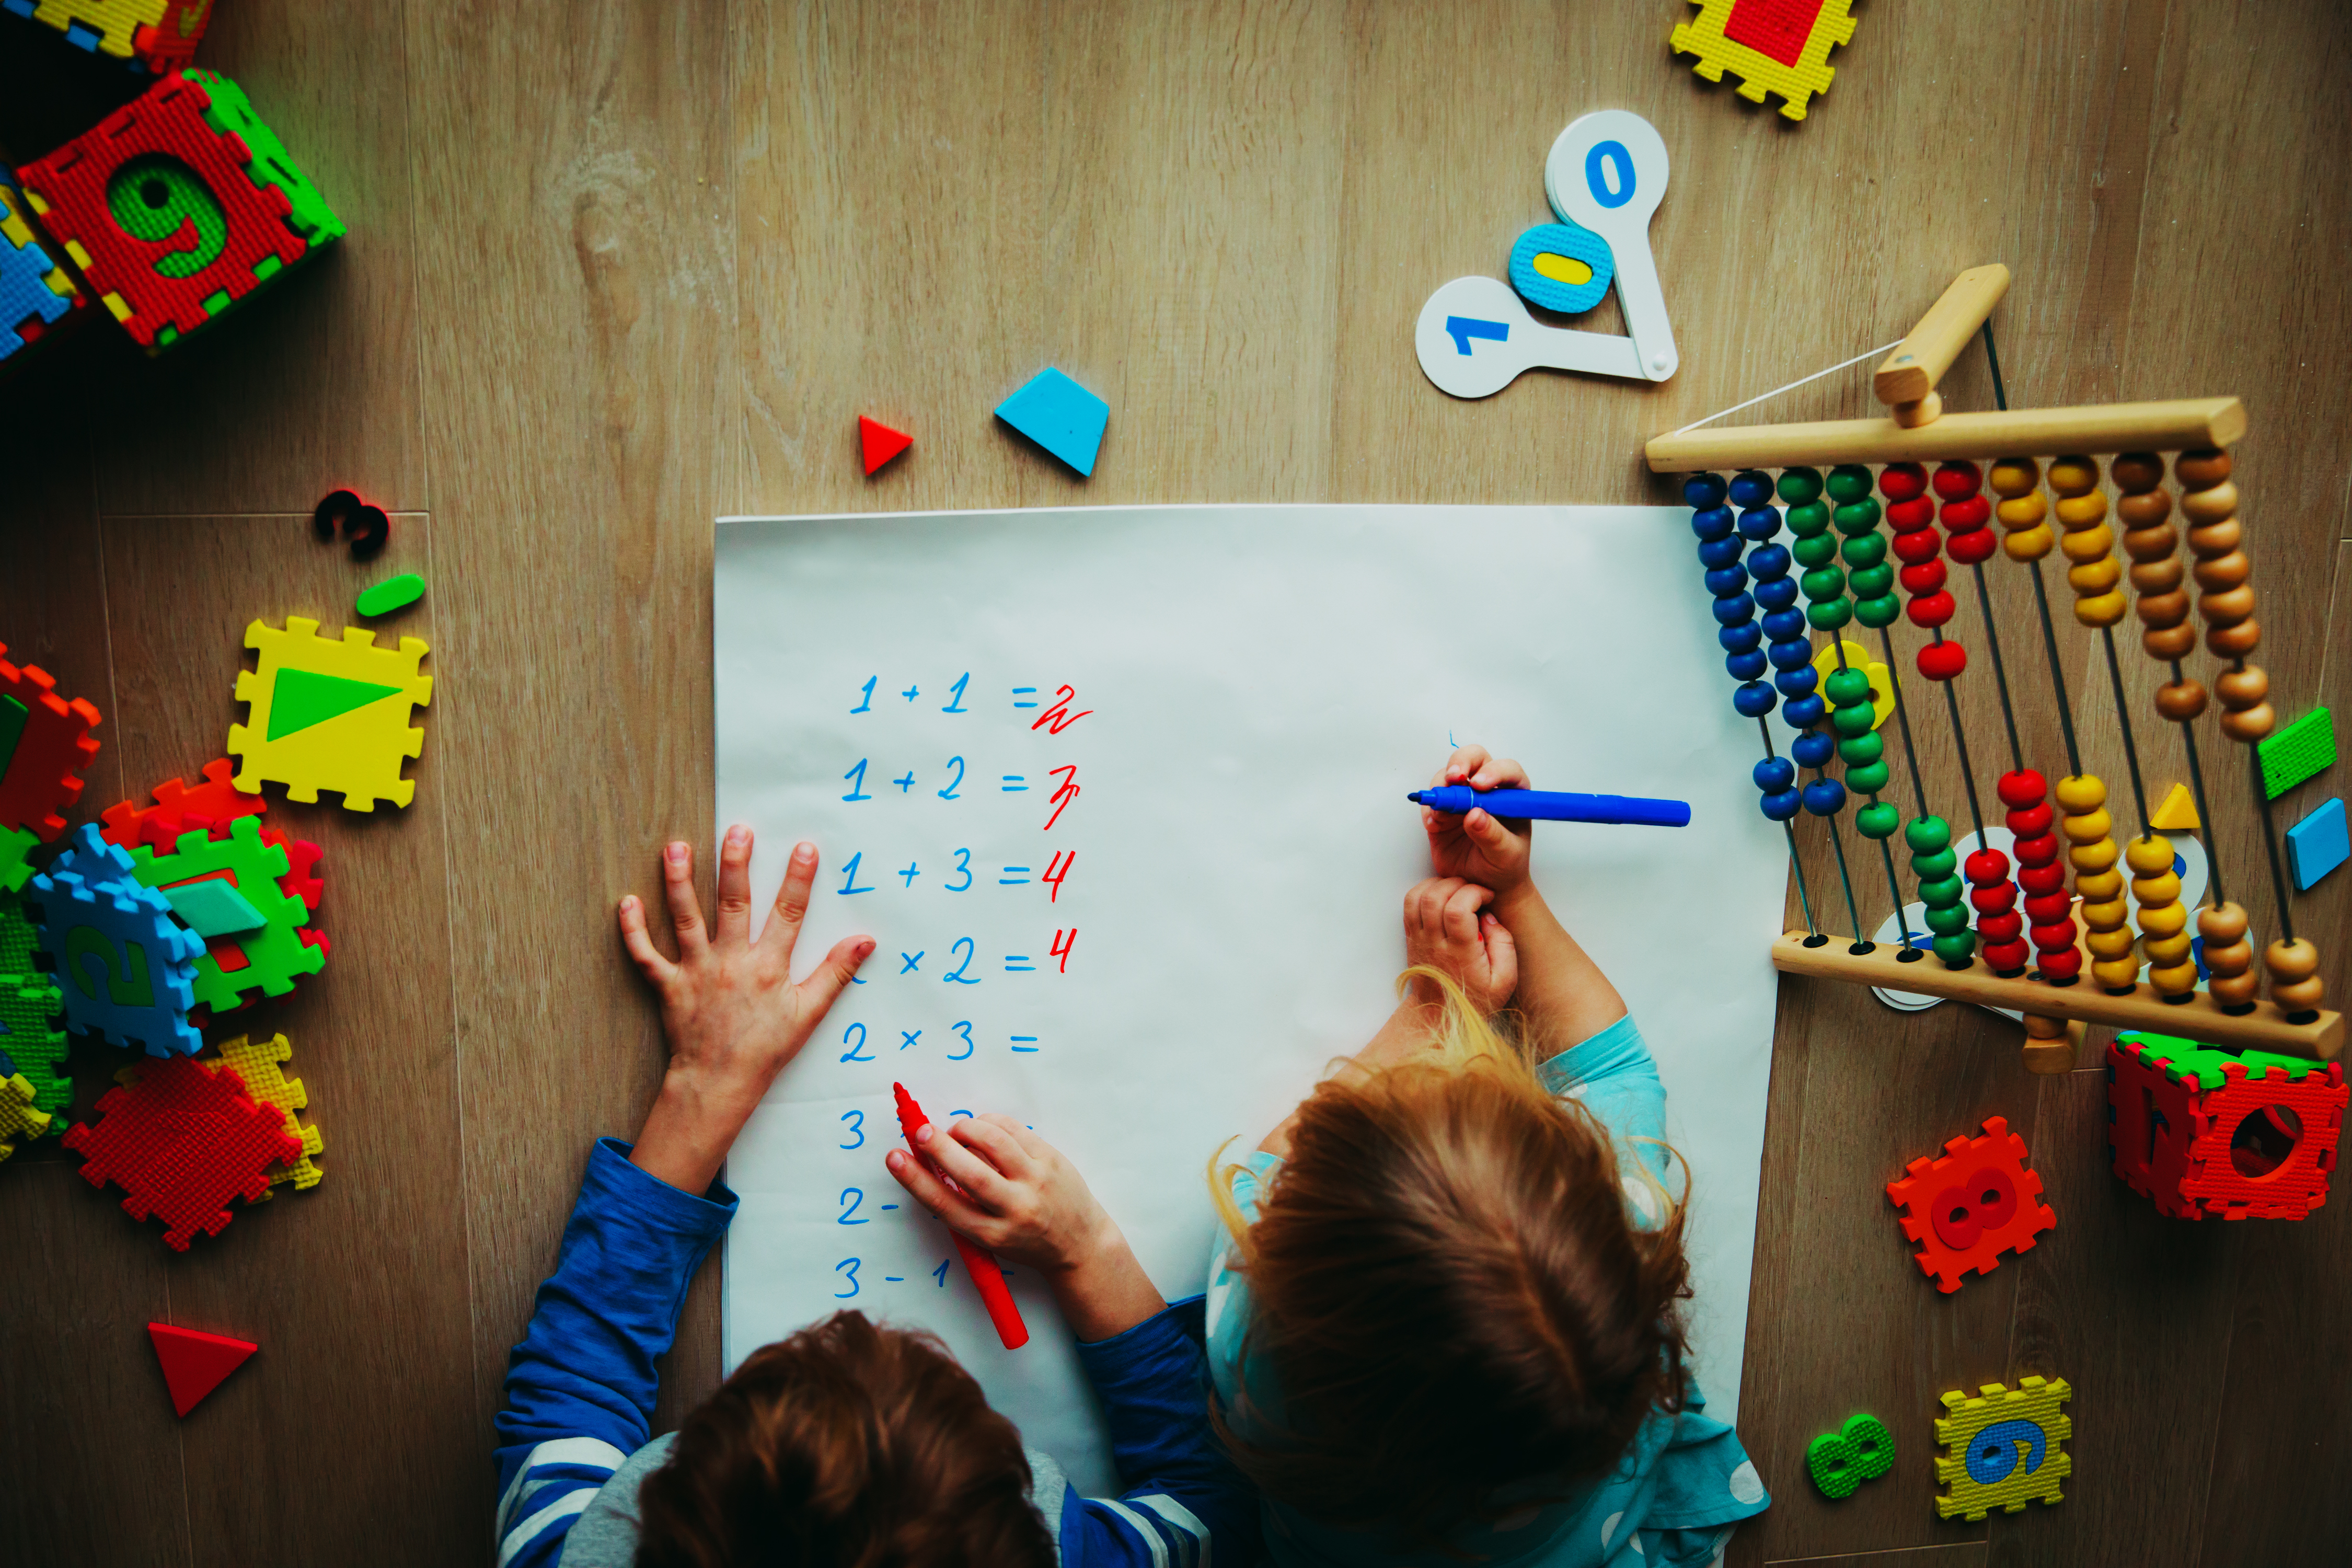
[1732,681,1777,718]
[1703,564,1750,597]
[1753,756,1797,792]
[1737,506,1781,541]
[1802,778,1847,815]
[1792,730,1836,767]
[1754,575,1799,612]
[1761,788,1803,821]
[1727,470,1774,509]
[1725,648,1768,681]
[1761,607,1809,641]
[1783,693,1827,728]
[1689,504,1737,541]
[1711,592,1757,626]
[1697,533,1744,569]
[1683,472,1728,509]
[1767,637,1815,671]
[1746,543,1792,580]
[1719,621,1763,653]
[1775,663,1818,697]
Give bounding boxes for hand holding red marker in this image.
[891,1083,1029,1350]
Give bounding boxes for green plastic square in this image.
[2116,1030,2322,1090]
[2258,706,2335,799]
[187,70,347,246]
[159,877,268,937]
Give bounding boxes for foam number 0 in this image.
[66,925,154,1006]
[105,156,227,279]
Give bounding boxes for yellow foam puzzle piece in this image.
[1,1072,54,1161]
[1934,1375,2072,1520]
[1669,0,1859,122]
[2150,781,2200,832]
[28,0,165,58]
[1811,639,1894,731]
[228,616,432,812]
[210,1032,324,1194]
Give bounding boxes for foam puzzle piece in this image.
[355,572,426,619]
[0,882,41,976]
[2148,781,2199,831]
[1806,1412,1893,1500]
[996,368,1109,477]
[128,815,323,1014]
[2,824,37,893]
[2108,1032,2345,1220]
[1669,0,1859,122]
[1,886,70,1126]
[159,874,265,937]
[207,1031,320,1194]
[228,616,432,811]
[63,1051,297,1249]
[15,0,163,60]
[1507,221,1615,316]
[2286,797,2347,891]
[859,416,913,476]
[261,827,324,918]
[1934,1376,2071,1520]
[0,176,82,363]
[147,1322,256,1417]
[1885,1115,2056,1293]
[0,641,103,843]
[16,71,327,353]
[130,0,212,73]
[27,824,203,1055]
[186,70,344,245]
[2258,706,2335,799]
[99,756,266,849]
[1,1070,52,1160]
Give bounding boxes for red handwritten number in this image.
[1041,851,1075,902]
[1044,766,1080,831]
[1030,685,1093,735]
[1050,928,1077,974]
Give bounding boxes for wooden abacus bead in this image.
[2220,700,2275,742]
[2125,834,2194,997]
[2048,455,2127,626]
[2000,768,2078,981]
[2215,658,2275,741]
[1906,814,1976,967]
[2206,616,2263,660]
[1989,458,2055,562]
[2266,937,2326,1013]
[2198,902,2258,1009]
[1934,462,1997,563]
[2154,678,2208,720]
[2021,1011,2083,1074]
[2118,456,2188,636]
[2173,449,2261,662]
[2174,448,2231,490]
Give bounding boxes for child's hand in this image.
[887,1115,1166,1341]
[1423,745,1535,895]
[1402,875,1518,1014]
[620,829,873,1193]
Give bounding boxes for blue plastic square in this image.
[2285,796,2347,891]
[995,367,1109,477]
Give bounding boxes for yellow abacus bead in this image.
[1990,457,2041,497]
[2048,456,2102,495]
[2125,836,2176,875]
[2073,590,2128,627]
[2062,806,2114,844]
[2054,775,2107,811]
[2071,840,2119,875]
[2056,491,2111,528]
[2132,872,2183,908]
[2083,907,2134,943]
[2003,525,2057,562]
[2149,961,2201,995]
[2093,957,2142,990]
[2137,902,2188,941]
[2144,931,2195,964]
[1996,493,2047,526]
[2074,869,2124,901]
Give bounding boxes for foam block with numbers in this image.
[995,368,1109,477]
[15,69,338,353]
[0,176,83,366]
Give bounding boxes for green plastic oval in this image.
[355,572,426,618]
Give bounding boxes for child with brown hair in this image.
[492,828,1259,1568]
[1206,745,1770,1567]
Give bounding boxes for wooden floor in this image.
[3,4,2347,1563]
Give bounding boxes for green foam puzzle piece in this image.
[355,573,425,619]
[2258,706,2335,799]
[0,692,26,773]
[266,667,402,741]
[2116,1030,2323,1090]
[186,70,347,246]
[0,826,35,895]
[159,877,268,937]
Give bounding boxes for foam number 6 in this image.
[105,156,226,279]
[66,925,154,1006]
[1805,1412,1894,1500]
[1544,110,1675,378]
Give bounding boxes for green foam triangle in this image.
[267,667,401,741]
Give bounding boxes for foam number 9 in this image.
[1543,110,1675,378]
[105,156,227,279]
[66,925,154,1006]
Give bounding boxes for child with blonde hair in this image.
[1207,745,1770,1566]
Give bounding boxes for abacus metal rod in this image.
[1877,627,1932,820]
[2171,657,2229,908]
[1825,812,1870,954]
[2249,735,2299,944]
[2097,627,2157,837]
[1760,718,1823,939]
[1987,320,2088,783]
[1968,562,2026,773]
[1933,645,1990,844]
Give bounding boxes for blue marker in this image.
[1407,785,1690,828]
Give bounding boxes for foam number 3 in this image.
[106,156,227,279]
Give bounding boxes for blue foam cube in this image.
[995,367,1108,477]
[2285,797,2346,891]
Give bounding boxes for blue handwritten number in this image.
[837,852,873,895]
[839,1022,873,1062]
[937,756,964,800]
[838,1187,867,1225]
[946,848,972,892]
[932,1259,951,1287]
[835,1259,861,1298]
[843,759,872,801]
[1585,140,1634,209]
[839,1109,864,1149]
[851,677,875,714]
[949,1021,975,1060]
[944,938,978,985]
[942,673,971,713]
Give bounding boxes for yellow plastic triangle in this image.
[2151,782,2199,831]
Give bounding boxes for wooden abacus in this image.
[1648,266,2341,1070]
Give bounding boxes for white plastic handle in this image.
[1544,110,1675,381]
[1413,276,1644,399]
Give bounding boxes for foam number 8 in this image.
[1929,1165,2019,1251]
[105,156,227,279]
[66,925,154,1006]
[1806,1413,1894,1500]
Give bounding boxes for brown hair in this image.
[635,1310,1055,1568]
[1210,971,1691,1539]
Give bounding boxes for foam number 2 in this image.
[106,157,227,279]
[66,926,154,1006]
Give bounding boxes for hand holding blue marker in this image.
[1407,785,1690,828]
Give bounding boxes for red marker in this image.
[893,1082,1030,1350]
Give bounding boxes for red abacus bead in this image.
[1932,461,1982,501]
[2024,891,2074,925]
[1899,559,1949,595]
[1984,939,2031,971]
[1972,885,2019,918]
[2019,860,2069,895]
[1916,636,1966,676]
[1909,591,1958,630]
[1878,463,1928,501]
[2006,801,2055,839]
[2031,917,2078,947]
[1978,912,2025,944]
[1947,527,1999,564]
[2014,835,2061,868]
[1887,496,1938,531]
[1998,770,2049,808]
[1940,494,1992,529]
[2037,948,2084,982]
[1966,848,2011,883]
[1891,526,1944,563]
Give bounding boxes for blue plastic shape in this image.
[2285,796,2347,891]
[996,368,1109,477]
[1507,221,1614,315]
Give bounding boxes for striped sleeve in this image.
[494,1437,626,1568]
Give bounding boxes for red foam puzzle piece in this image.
[859,416,913,475]
[2108,1042,2346,1220]
[148,1322,256,1416]
[0,643,102,843]
[62,1054,299,1251]
[99,757,266,849]
[1886,1115,2056,1293]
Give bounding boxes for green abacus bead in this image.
[1776,466,1824,505]
[1918,875,1965,908]
[1855,800,1900,838]
[1833,498,1883,534]
[1785,500,1832,537]
[1824,667,1873,706]
[1932,932,1978,964]
[1854,594,1903,628]
[1906,816,1952,854]
[1924,903,1973,936]
[1848,563,1895,598]
[1832,704,1875,738]
[1839,531,1887,569]
[1800,566,1846,601]
[1792,533,1840,569]
[1826,463,1874,503]
[1912,847,1958,880]
[1844,759,1890,793]
[1838,730,1883,765]
[1805,598,1853,629]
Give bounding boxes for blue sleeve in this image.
[490,1138,735,1568]
[1059,1295,1261,1568]
[1540,1013,1669,1173]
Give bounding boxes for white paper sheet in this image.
[714,504,1788,1496]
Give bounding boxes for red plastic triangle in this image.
[148,1322,257,1417]
[859,416,913,475]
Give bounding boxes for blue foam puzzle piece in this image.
[2285,796,2347,891]
[0,181,74,362]
[996,368,1109,477]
